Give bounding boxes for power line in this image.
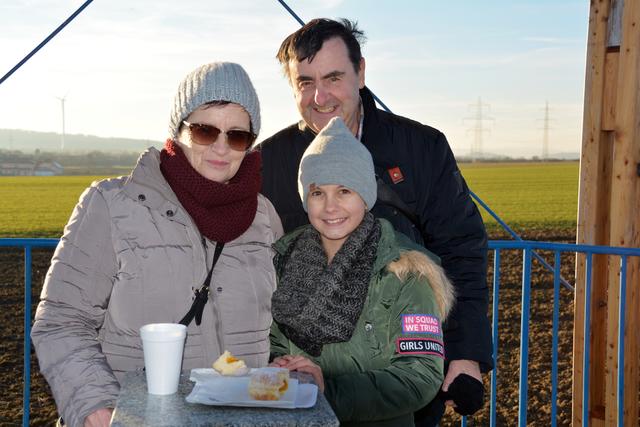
[464,97,494,161]
[535,101,555,160]
[539,101,554,160]
[0,0,94,86]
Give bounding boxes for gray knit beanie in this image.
[298,117,376,211]
[168,62,260,139]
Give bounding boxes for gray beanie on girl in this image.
[168,62,260,139]
[298,117,377,211]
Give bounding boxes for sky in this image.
[0,0,589,158]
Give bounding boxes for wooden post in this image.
[575,1,612,425]
[575,0,640,426]
[605,1,640,424]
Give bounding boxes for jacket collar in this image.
[122,147,192,227]
[372,219,402,272]
[359,86,402,176]
[297,119,319,137]
[359,86,384,141]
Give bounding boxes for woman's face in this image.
[307,184,367,258]
[176,103,250,183]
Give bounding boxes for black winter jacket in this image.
[259,87,493,372]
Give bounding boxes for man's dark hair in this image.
[276,18,366,79]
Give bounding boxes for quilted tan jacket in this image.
[31,148,283,427]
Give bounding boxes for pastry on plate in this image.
[212,350,249,376]
[248,367,290,401]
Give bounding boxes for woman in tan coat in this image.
[31,62,283,427]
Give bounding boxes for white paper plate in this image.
[186,368,318,409]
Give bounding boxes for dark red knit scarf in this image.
[160,139,261,243]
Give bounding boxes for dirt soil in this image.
[1,228,577,426]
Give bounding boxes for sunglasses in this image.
[182,121,256,152]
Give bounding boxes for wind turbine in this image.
[55,92,69,152]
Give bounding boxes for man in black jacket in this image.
[259,18,492,425]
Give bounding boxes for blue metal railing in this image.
[485,240,640,427]
[0,238,59,426]
[4,237,639,426]
[551,251,561,425]
[616,256,627,425]
[470,191,575,292]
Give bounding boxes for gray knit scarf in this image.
[272,212,381,357]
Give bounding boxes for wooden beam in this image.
[605,0,640,423]
[584,51,618,425]
[574,1,612,425]
[588,133,614,426]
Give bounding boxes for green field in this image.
[0,176,111,238]
[0,162,579,238]
[460,161,579,231]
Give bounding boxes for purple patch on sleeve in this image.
[401,314,441,335]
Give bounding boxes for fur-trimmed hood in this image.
[368,219,455,319]
[387,249,455,319]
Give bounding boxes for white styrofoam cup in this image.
[139,323,187,395]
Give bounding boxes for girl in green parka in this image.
[270,117,455,427]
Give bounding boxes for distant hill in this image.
[0,129,156,153]
[456,150,580,162]
[551,152,580,160]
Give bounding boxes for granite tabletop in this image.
[110,370,340,427]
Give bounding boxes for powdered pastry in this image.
[212,350,249,376]
[248,367,290,400]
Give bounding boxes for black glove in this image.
[439,373,485,416]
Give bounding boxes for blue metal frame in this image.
[582,253,593,427]
[0,238,59,426]
[551,251,561,427]
[518,248,532,426]
[487,241,640,427]
[488,240,640,255]
[471,192,575,292]
[489,250,500,427]
[4,237,639,427]
[617,256,627,426]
